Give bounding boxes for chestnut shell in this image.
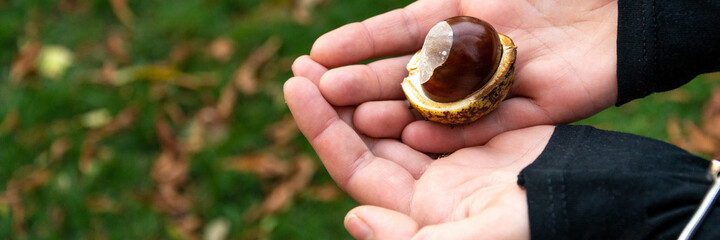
[401,33,516,125]
[421,16,503,103]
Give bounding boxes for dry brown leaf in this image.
[175,214,202,240]
[109,0,135,29]
[152,152,193,217]
[151,116,200,240]
[224,152,291,179]
[170,42,194,66]
[685,120,719,155]
[265,115,298,147]
[216,79,237,120]
[234,37,282,95]
[49,137,72,162]
[80,106,139,173]
[667,87,720,157]
[702,88,720,140]
[155,116,179,153]
[666,117,691,151]
[293,0,325,25]
[50,206,64,228]
[106,32,129,63]
[246,155,316,221]
[183,107,227,153]
[5,180,25,235]
[208,37,234,63]
[661,88,691,103]
[163,102,188,126]
[10,41,40,84]
[59,0,89,13]
[99,61,118,85]
[304,184,343,202]
[5,168,53,235]
[87,195,119,213]
[0,108,19,134]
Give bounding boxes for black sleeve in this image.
[616,0,720,105]
[517,124,718,239]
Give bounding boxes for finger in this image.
[402,97,554,153]
[370,139,432,179]
[311,0,460,67]
[319,55,410,106]
[354,100,418,139]
[345,205,419,240]
[412,187,530,240]
[284,77,415,208]
[292,55,327,85]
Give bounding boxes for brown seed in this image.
[421,16,502,103]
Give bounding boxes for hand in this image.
[306,0,618,153]
[284,71,555,238]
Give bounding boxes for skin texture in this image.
[285,74,553,239]
[309,0,618,153]
[287,0,619,238]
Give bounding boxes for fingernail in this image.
[345,214,373,240]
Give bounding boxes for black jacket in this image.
[519,0,720,239]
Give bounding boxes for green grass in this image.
[0,0,413,239]
[1,0,717,239]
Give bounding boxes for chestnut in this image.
[401,16,516,125]
[420,16,502,103]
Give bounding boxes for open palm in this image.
[301,0,618,153]
[285,68,554,238]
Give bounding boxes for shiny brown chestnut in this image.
[420,16,503,103]
[401,16,517,125]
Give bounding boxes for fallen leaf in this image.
[49,137,72,162]
[0,108,19,134]
[208,37,234,63]
[667,117,691,151]
[224,152,291,179]
[59,0,89,14]
[10,41,40,84]
[5,180,25,235]
[304,184,343,202]
[99,61,118,85]
[293,0,325,25]
[176,215,202,240]
[164,102,188,126]
[661,88,691,103]
[106,32,129,63]
[4,167,53,235]
[131,65,181,82]
[152,116,200,240]
[245,155,316,221]
[109,0,135,29]
[702,88,720,140]
[50,206,64,229]
[234,37,282,95]
[265,115,298,147]
[170,42,194,66]
[216,79,237,120]
[80,106,139,173]
[87,195,119,213]
[115,65,217,89]
[685,120,718,155]
[183,107,227,153]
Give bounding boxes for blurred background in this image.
[1,0,718,239]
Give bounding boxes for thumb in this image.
[344,205,419,240]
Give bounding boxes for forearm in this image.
[518,125,718,239]
[616,0,720,105]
